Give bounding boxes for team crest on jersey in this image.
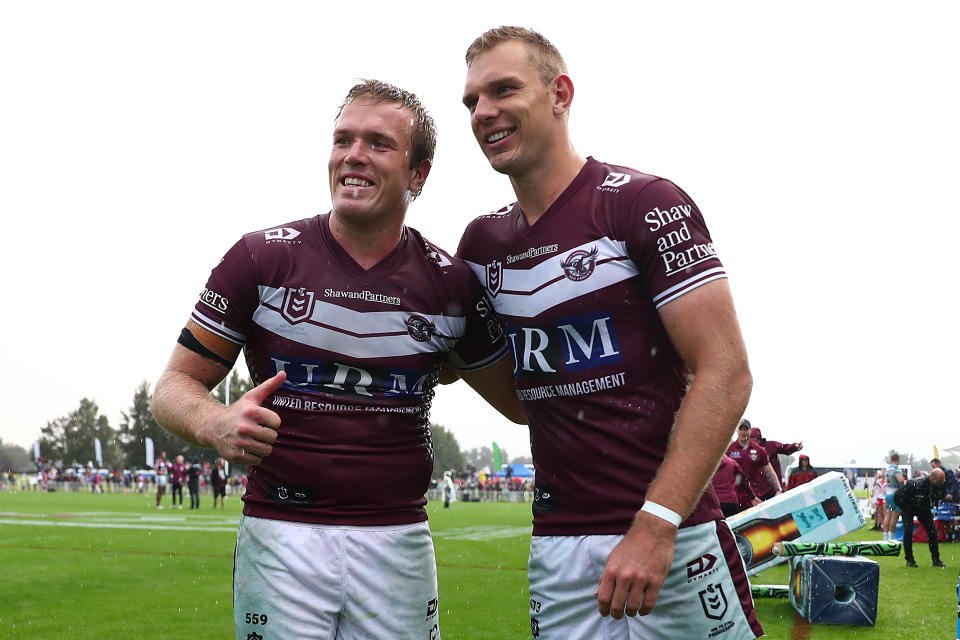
[560,247,599,281]
[749,449,759,462]
[405,315,437,342]
[698,583,728,620]
[486,259,503,296]
[281,287,316,324]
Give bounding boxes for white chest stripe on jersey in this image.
[251,286,465,358]
[467,237,639,318]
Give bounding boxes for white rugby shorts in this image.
[156,474,167,487]
[527,520,762,639]
[234,515,440,640]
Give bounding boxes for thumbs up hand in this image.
[200,371,286,465]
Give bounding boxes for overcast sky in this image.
[2,1,958,470]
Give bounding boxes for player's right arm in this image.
[763,462,782,494]
[152,320,285,465]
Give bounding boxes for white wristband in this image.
[641,501,682,527]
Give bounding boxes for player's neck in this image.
[510,146,585,226]
[329,210,406,270]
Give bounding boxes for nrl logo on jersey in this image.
[486,259,503,297]
[560,247,599,281]
[281,287,316,324]
[597,172,631,192]
[264,227,302,244]
[405,315,437,342]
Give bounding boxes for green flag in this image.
[492,442,502,475]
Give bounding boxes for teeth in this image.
[344,177,373,187]
[487,130,513,144]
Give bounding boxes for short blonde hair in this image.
[465,26,567,86]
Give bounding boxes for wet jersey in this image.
[457,157,726,536]
[192,213,507,525]
[726,441,770,498]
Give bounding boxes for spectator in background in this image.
[187,456,202,510]
[442,471,457,509]
[894,468,946,568]
[786,455,818,490]
[170,454,187,509]
[154,451,169,509]
[211,458,226,509]
[748,423,801,493]
[871,470,886,531]
[883,453,905,541]
[930,458,958,541]
[711,454,759,518]
[728,420,782,501]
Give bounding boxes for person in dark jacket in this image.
[930,459,958,540]
[187,456,202,510]
[894,468,946,567]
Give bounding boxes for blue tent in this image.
[495,463,534,478]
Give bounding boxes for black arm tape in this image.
[178,327,234,368]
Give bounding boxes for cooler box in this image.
[726,471,865,575]
[788,555,879,626]
[911,518,946,543]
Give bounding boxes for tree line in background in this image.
[5,373,527,477]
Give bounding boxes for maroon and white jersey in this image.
[726,441,771,498]
[457,157,726,536]
[170,463,187,485]
[192,213,507,525]
[154,458,169,474]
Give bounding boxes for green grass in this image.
[0,490,955,638]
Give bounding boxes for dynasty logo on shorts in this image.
[686,553,719,583]
[698,583,728,620]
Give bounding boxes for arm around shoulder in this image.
[454,354,527,425]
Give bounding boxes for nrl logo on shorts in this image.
[281,287,316,324]
[560,247,599,282]
[405,315,437,342]
[486,259,503,297]
[698,583,728,620]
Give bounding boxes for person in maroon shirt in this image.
[169,454,187,509]
[458,27,759,640]
[727,420,782,501]
[748,423,802,493]
[712,454,759,517]
[152,80,524,640]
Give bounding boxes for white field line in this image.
[0,511,238,532]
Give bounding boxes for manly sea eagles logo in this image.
[698,583,728,620]
[281,287,316,324]
[486,259,503,297]
[560,247,599,281]
[405,315,437,342]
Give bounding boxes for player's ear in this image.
[409,159,431,194]
[552,74,574,117]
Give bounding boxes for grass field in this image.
[0,490,955,639]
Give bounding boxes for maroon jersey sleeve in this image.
[620,178,726,308]
[420,237,507,372]
[190,238,260,345]
[448,280,505,372]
